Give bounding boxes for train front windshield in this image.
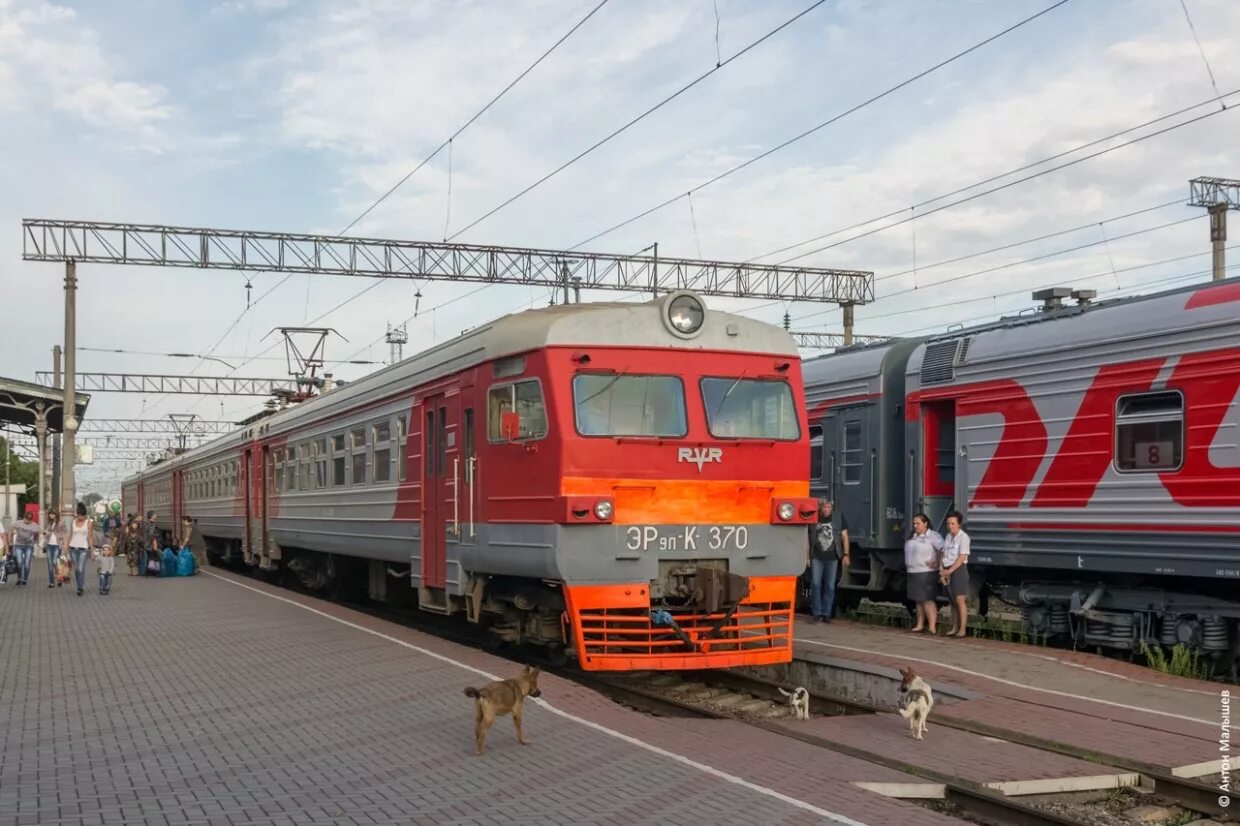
[572,374,688,437]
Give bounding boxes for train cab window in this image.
[700,378,799,440]
[842,421,862,484]
[572,374,687,437]
[809,425,824,481]
[351,427,368,485]
[332,434,347,487]
[1115,391,1184,472]
[373,421,392,484]
[314,438,328,488]
[488,380,548,441]
[397,415,408,482]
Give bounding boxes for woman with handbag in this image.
[67,503,96,596]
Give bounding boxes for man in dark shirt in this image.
[142,511,161,576]
[807,498,850,623]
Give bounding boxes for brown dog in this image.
[463,666,542,755]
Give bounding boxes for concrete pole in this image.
[61,261,78,519]
[1209,204,1227,282]
[841,302,856,347]
[35,405,47,531]
[3,427,10,524]
[52,345,61,511]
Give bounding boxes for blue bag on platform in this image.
[161,548,177,577]
[176,548,195,577]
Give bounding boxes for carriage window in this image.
[285,446,298,491]
[373,420,392,484]
[299,444,311,491]
[572,374,687,437]
[351,427,368,485]
[332,434,347,487]
[397,415,408,482]
[314,438,328,488]
[842,421,862,484]
[273,449,284,492]
[488,380,548,441]
[809,425,824,481]
[1115,391,1183,472]
[700,378,799,440]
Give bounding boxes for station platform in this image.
[790,618,1223,779]
[0,570,967,826]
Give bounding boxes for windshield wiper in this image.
[576,369,628,408]
[710,373,747,422]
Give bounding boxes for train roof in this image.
[916,277,1239,367]
[801,338,917,387]
[122,295,797,483]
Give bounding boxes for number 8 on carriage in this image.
[122,290,816,672]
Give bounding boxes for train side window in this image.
[397,415,408,482]
[1115,391,1183,472]
[487,380,548,442]
[299,444,311,491]
[842,421,862,484]
[373,420,392,484]
[273,448,284,492]
[463,408,474,462]
[285,446,298,491]
[351,427,368,485]
[332,434,347,487]
[809,425,824,481]
[314,438,328,488]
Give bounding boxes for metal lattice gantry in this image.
[33,371,297,396]
[21,219,875,304]
[1189,176,1240,282]
[791,331,891,349]
[9,435,192,449]
[77,418,235,434]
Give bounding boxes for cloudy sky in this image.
[2,0,1238,493]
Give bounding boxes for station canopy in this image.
[0,375,91,433]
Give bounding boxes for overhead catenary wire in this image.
[445,0,835,241]
[567,0,1072,252]
[772,94,1240,266]
[750,89,1240,265]
[1178,0,1225,110]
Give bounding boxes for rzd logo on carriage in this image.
[677,447,722,472]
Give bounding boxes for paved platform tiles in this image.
[1,570,966,826]
[792,617,1222,777]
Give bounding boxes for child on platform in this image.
[98,544,115,595]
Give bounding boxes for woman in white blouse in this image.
[903,513,943,634]
[940,511,971,638]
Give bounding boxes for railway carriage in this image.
[805,278,1240,657]
[124,291,815,671]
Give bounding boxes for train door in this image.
[260,444,271,559]
[920,400,957,532]
[242,448,253,560]
[422,392,462,592]
[836,409,873,539]
[172,470,183,527]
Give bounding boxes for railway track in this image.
[226,563,1223,826]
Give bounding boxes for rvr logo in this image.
[677,447,722,472]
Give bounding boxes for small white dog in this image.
[896,666,934,740]
[777,686,811,720]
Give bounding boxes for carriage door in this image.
[172,470,183,527]
[242,449,253,559]
[837,411,872,539]
[421,393,459,592]
[260,445,271,558]
[920,400,957,532]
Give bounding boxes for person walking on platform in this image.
[120,519,142,576]
[44,510,65,589]
[101,510,123,543]
[67,503,96,596]
[807,498,850,623]
[98,543,115,595]
[905,513,944,634]
[8,511,40,586]
[939,511,971,638]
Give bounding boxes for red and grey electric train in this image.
[804,279,1240,659]
[124,292,816,671]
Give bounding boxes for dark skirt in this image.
[907,570,939,603]
[944,566,969,598]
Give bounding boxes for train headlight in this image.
[662,290,705,338]
[594,500,613,520]
[777,502,795,521]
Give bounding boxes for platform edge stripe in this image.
[1171,758,1226,778]
[204,572,875,826]
[796,638,1214,727]
[852,782,946,800]
[982,773,1140,797]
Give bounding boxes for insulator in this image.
[1202,616,1230,651]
